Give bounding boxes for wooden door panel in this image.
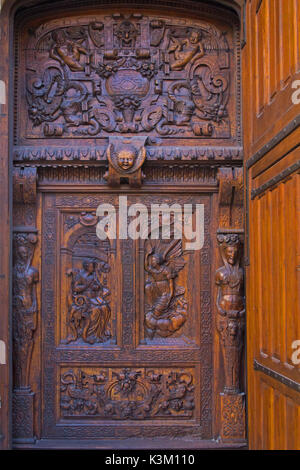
[243,0,300,450]
[11,1,244,447]
[40,191,212,439]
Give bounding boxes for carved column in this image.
[216,167,245,442]
[12,167,38,444]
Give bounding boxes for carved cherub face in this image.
[225,246,238,266]
[53,29,66,46]
[117,149,136,170]
[190,31,201,44]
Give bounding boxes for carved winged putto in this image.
[64,259,111,344]
[24,13,234,141]
[104,136,147,187]
[144,239,187,339]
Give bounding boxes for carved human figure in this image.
[13,233,39,389]
[66,260,111,344]
[50,29,89,72]
[168,30,204,71]
[144,240,187,338]
[215,234,245,394]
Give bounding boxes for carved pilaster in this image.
[220,392,246,441]
[218,167,243,230]
[12,167,38,443]
[216,233,245,441]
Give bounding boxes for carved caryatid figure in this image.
[66,259,111,344]
[216,234,245,394]
[144,239,187,338]
[13,233,39,389]
[50,29,89,72]
[168,30,205,71]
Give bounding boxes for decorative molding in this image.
[254,360,300,393]
[246,116,300,169]
[251,161,300,199]
[13,145,243,162]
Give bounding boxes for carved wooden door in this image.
[12,2,245,447]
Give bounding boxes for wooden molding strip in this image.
[254,359,300,393]
[251,160,300,199]
[246,116,300,169]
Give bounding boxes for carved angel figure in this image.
[144,239,187,338]
[215,234,245,394]
[168,30,204,71]
[50,29,89,72]
[65,259,111,344]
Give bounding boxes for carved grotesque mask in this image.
[117,149,136,170]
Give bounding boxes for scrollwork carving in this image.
[60,368,195,420]
[23,14,235,141]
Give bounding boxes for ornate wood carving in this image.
[13,166,39,443]
[13,232,39,389]
[216,233,244,394]
[144,239,187,339]
[60,367,195,419]
[105,136,147,187]
[12,4,242,445]
[24,14,233,142]
[14,145,243,162]
[216,233,245,442]
[12,231,38,443]
[65,259,111,344]
[220,393,246,441]
[218,167,243,230]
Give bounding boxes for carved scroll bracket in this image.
[215,232,246,442]
[218,167,243,231]
[104,136,147,187]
